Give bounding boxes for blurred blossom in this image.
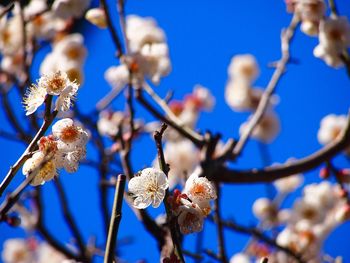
[52,0,91,20]
[85,8,107,29]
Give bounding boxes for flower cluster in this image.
[2,238,73,263]
[288,0,350,67]
[22,118,89,186]
[225,54,281,143]
[23,71,79,115]
[105,15,171,89]
[0,0,88,87]
[128,167,217,235]
[232,178,349,262]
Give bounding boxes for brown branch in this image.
[34,188,84,261]
[104,174,126,263]
[154,123,185,263]
[136,88,205,147]
[0,96,57,197]
[99,0,124,58]
[231,14,299,159]
[211,217,305,263]
[54,178,88,261]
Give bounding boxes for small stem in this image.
[104,174,126,263]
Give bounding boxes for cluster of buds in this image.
[225,54,280,143]
[287,0,350,67]
[22,118,89,186]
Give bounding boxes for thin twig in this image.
[0,96,57,197]
[231,14,300,159]
[154,123,185,263]
[104,174,126,263]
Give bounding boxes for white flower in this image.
[54,82,79,112]
[303,181,336,209]
[187,85,215,112]
[38,71,70,95]
[55,146,86,173]
[22,152,57,186]
[52,0,91,19]
[274,173,304,193]
[0,14,24,56]
[2,238,33,263]
[313,17,350,67]
[37,243,67,263]
[52,118,89,150]
[293,199,324,223]
[229,253,251,263]
[97,111,124,137]
[239,111,281,143]
[22,84,47,116]
[125,15,171,84]
[225,79,252,112]
[23,0,47,18]
[104,64,130,90]
[53,33,87,64]
[183,172,216,213]
[177,199,204,234]
[12,203,38,231]
[228,54,259,82]
[128,168,169,209]
[252,197,277,222]
[85,8,107,28]
[317,114,347,145]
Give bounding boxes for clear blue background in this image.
[1,0,350,262]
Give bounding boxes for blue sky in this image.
[1,0,350,262]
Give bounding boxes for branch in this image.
[154,123,185,263]
[231,14,299,159]
[99,0,124,58]
[54,178,88,261]
[211,110,350,183]
[211,217,305,263]
[136,88,205,147]
[0,96,57,197]
[104,174,126,263]
[0,1,14,19]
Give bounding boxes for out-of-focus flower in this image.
[37,243,67,263]
[52,0,91,19]
[2,238,33,263]
[22,152,57,186]
[314,17,350,67]
[158,140,200,189]
[239,111,281,143]
[124,15,171,84]
[228,54,260,82]
[252,198,277,223]
[274,172,304,193]
[295,0,326,36]
[317,114,347,145]
[229,253,251,263]
[97,110,124,137]
[128,168,169,209]
[104,64,130,90]
[188,85,215,112]
[85,8,107,28]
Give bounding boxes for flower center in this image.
[47,73,67,92]
[60,125,79,143]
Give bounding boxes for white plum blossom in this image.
[317,114,347,145]
[22,84,47,116]
[314,17,350,67]
[128,168,169,209]
[52,118,89,150]
[1,238,33,263]
[85,8,107,29]
[252,197,277,223]
[37,243,67,263]
[186,85,215,112]
[97,110,124,137]
[239,111,281,143]
[52,0,91,19]
[22,152,57,186]
[183,171,216,213]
